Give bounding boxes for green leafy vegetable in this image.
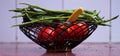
[9,3,119,27]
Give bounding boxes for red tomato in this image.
[76,22,88,36]
[37,22,88,42]
[54,22,88,40]
[54,27,68,40]
[37,27,56,42]
[67,22,88,39]
[53,27,69,44]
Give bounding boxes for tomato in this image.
[37,26,67,44]
[54,27,68,40]
[54,22,88,40]
[37,27,56,42]
[37,22,88,42]
[67,22,88,39]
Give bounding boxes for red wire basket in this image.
[19,21,97,52]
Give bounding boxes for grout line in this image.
[109,0,112,44]
[109,0,112,46]
[15,0,19,52]
[15,0,18,43]
[62,0,64,10]
[109,0,112,56]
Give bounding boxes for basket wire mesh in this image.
[19,21,97,52]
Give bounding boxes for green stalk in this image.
[10,3,119,27]
[12,14,25,18]
[101,15,119,23]
[20,3,74,14]
[24,8,32,21]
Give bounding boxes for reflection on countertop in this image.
[41,52,75,56]
[0,42,120,56]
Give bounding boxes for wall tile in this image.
[111,0,120,42]
[0,0,16,42]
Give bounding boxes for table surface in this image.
[0,42,120,56]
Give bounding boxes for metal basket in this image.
[19,21,97,52]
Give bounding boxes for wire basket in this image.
[19,21,97,52]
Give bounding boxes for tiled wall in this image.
[0,0,119,42]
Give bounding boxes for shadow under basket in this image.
[19,21,97,52]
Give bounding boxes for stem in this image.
[102,15,119,23]
[24,8,32,20]
[12,14,25,18]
